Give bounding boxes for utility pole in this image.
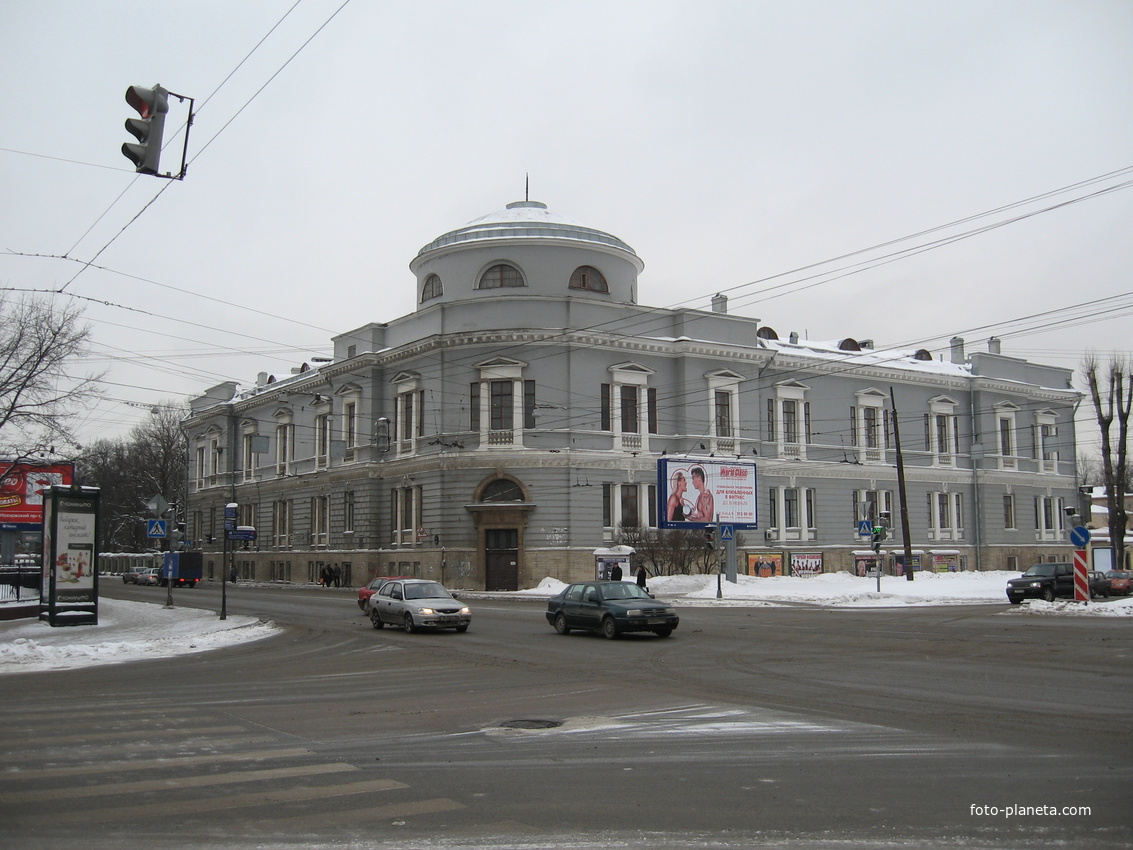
[890,387,916,581]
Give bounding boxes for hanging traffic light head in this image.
[122,84,169,175]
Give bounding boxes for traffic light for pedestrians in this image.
[122,84,168,174]
[871,525,887,553]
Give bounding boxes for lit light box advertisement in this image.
[657,457,757,529]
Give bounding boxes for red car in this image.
[356,576,412,610]
[1105,570,1132,596]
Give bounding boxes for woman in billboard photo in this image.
[666,470,690,521]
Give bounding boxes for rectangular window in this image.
[275,423,293,474]
[783,400,798,444]
[344,401,357,448]
[399,393,414,441]
[600,383,611,431]
[602,483,613,527]
[714,391,732,438]
[647,484,657,528]
[768,487,777,528]
[620,385,639,434]
[863,407,878,448]
[490,380,513,431]
[620,485,640,528]
[648,388,659,434]
[524,380,536,429]
[196,446,206,488]
[999,418,1013,456]
[936,414,951,454]
[850,406,859,447]
[784,488,800,528]
[805,489,816,530]
[315,413,331,467]
[1003,494,1015,529]
[344,490,355,533]
[470,382,480,431]
[767,399,776,442]
[242,433,255,481]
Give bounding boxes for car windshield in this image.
[601,583,650,600]
[404,582,450,600]
[1023,564,1057,577]
[1108,571,1130,578]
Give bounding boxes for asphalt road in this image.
[3,581,1131,849]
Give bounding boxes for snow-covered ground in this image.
[0,599,279,675]
[1,571,1128,675]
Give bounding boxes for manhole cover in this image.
[500,719,562,729]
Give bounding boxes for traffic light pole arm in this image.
[163,91,195,181]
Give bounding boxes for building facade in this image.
[184,200,1081,588]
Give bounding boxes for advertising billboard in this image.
[0,462,74,527]
[657,457,758,529]
[41,484,99,626]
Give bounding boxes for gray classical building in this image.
[184,200,1081,588]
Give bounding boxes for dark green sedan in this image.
[546,580,679,639]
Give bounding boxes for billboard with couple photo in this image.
[657,457,758,529]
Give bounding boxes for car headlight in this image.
[1029,582,1042,588]
[417,607,435,615]
[663,608,676,615]
[625,609,644,617]
[460,607,471,615]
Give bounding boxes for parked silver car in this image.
[368,579,471,633]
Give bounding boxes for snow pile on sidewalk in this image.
[520,570,1133,614]
[0,598,278,675]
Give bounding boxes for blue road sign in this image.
[1070,526,1091,548]
[146,519,167,538]
[720,525,734,542]
[857,520,872,536]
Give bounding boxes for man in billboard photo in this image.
[686,466,715,522]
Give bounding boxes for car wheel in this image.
[369,608,384,629]
[653,628,673,637]
[553,612,570,635]
[404,613,417,633]
[455,624,469,633]
[1008,598,1021,605]
[1041,587,1055,602]
[601,616,619,640]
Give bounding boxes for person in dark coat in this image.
[635,564,648,588]
[610,563,623,582]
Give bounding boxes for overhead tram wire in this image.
[59,0,309,262]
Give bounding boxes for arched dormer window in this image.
[569,265,608,292]
[478,263,525,289]
[421,274,443,302]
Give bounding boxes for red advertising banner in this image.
[0,462,74,525]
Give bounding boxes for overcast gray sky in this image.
[2,0,1130,460]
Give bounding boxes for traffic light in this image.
[122,84,168,175]
[703,527,715,549]
[170,522,186,551]
[871,525,887,553]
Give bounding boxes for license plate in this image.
[647,619,667,625]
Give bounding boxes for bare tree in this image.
[75,403,187,552]
[0,294,103,462]
[1083,355,1131,571]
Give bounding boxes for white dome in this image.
[416,201,638,259]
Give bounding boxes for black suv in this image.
[1006,562,1075,603]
